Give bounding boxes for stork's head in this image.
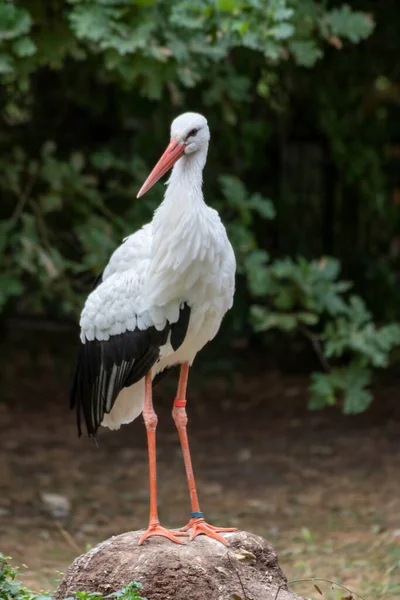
[137,112,210,198]
[170,112,210,154]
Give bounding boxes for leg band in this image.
[174,398,187,408]
[190,511,204,519]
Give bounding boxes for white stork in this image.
[71,112,236,545]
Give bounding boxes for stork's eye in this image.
[187,128,198,138]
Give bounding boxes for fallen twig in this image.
[53,519,82,554]
[274,577,366,600]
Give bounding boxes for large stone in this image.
[56,530,303,600]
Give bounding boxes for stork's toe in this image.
[181,517,237,545]
[138,523,188,545]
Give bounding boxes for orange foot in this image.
[181,517,237,546]
[138,522,188,545]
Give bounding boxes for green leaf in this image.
[0,220,14,255]
[12,37,37,57]
[248,193,276,219]
[0,53,14,74]
[309,366,373,414]
[323,6,374,43]
[70,152,85,172]
[251,306,298,332]
[309,372,337,410]
[297,311,319,326]
[40,194,63,213]
[133,0,157,6]
[321,291,348,316]
[288,40,323,67]
[247,269,270,297]
[219,175,247,206]
[347,295,371,325]
[244,249,269,269]
[270,22,294,40]
[317,256,341,280]
[274,7,294,21]
[0,4,32,42]
[0,275,24,309]
[216,0,238,12]
[342,368,373,414]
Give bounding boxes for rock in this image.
[41,492,70,518]
[56,530,303,600]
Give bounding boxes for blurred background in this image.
[1,1,400,597]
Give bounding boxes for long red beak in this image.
[137,139,186,198]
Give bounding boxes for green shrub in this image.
[2,0,399,412]
[0,553,52,600]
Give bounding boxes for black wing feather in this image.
[71,327,169,438]
[170,303,191,351]
[70,303,191,438]
[92,271,104,290]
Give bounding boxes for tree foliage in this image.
[1,0,399,413]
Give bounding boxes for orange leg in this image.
[172,362,237,545]
[139,371,187,545]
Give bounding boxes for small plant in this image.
[66,593,103,600]
[0,553,53,600]
[66,581,147,600]
[0,555,146,600]
[65,583,147,600]
[106,582,147,600]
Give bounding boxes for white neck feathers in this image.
[165,143,208,205]
[145,143,214,306]
[152,142,209,231]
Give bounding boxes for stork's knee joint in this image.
[172,403,188,428]
[143,407,158,431]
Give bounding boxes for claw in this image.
[138,522,188,545]
[181,517,237,545]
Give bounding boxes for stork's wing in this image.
[71,221,192,437]
[71,302,190,438]
[71,325,168,437]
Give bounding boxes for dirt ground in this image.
[1,333,400,599]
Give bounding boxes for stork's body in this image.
[71,113,236,544]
